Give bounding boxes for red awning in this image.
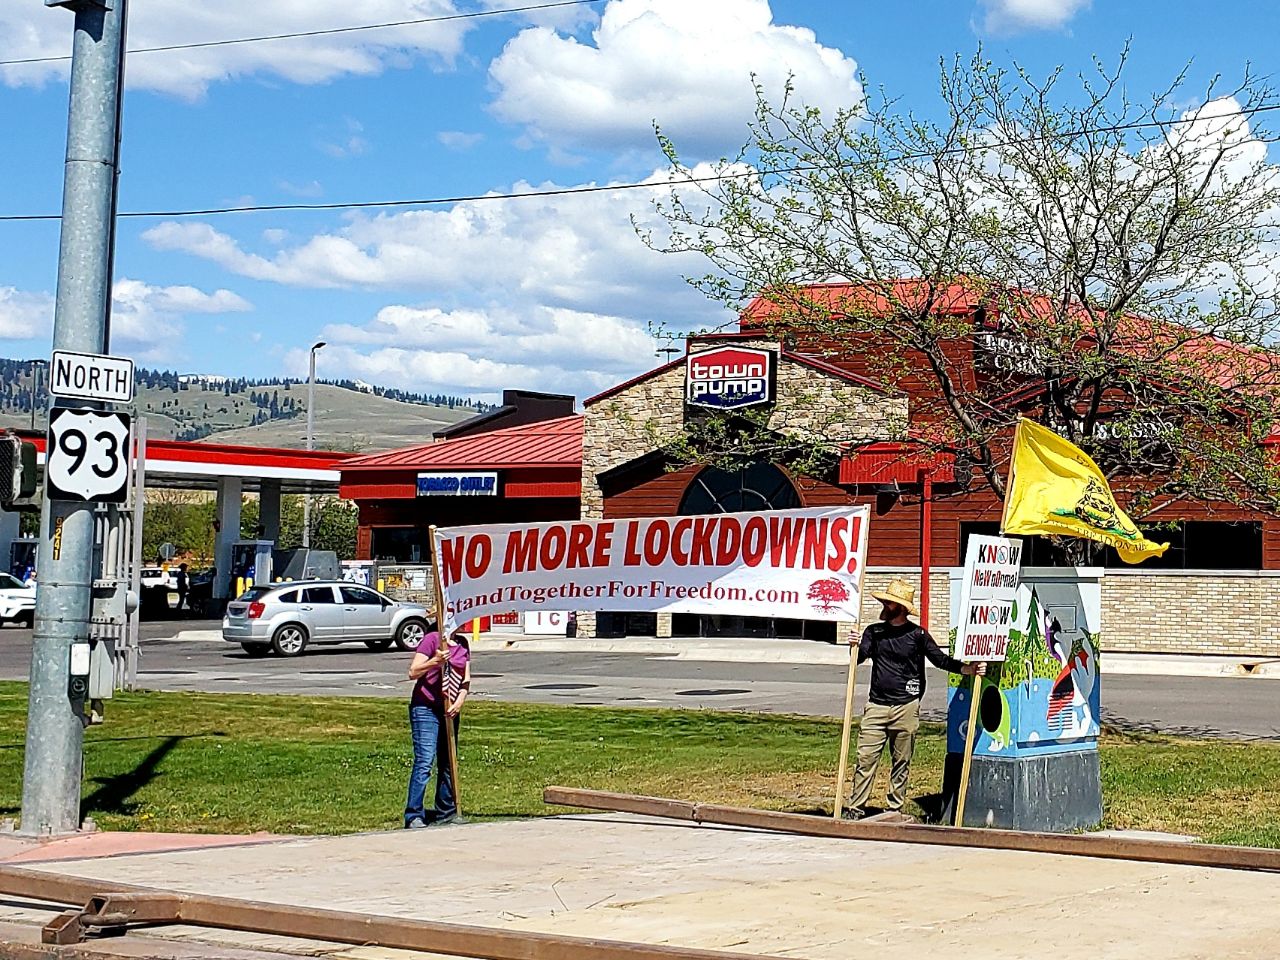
[839,443,956,485]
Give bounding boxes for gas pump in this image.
[9,537,37,581]
[231,540,275,589]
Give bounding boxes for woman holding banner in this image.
[404,629,471,829]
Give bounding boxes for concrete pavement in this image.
[166,625,1280,676]
[2,815,1279,959]
[5,623,1280,739]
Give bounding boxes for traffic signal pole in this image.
[21,0,129,836]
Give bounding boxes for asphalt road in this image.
[0,622,1277,739]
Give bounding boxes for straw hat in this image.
[871,577,918,617]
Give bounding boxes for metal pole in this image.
[919,468,933,630]
[303,341,324,549]
[125,417,145,691]
[21,0,129,837]
[28,362,39,432]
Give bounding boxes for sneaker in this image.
[431,813,467,827]
[405,818,428,830]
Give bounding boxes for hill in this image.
[208,383,472,452]
[0,361,486,452]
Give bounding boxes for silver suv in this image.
[222,581,431,657]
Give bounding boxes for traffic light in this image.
[0,434,38,510]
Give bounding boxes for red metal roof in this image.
[339,415,584,472]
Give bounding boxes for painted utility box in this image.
[943,567,1104,831]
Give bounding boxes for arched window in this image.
[678,463,800,515]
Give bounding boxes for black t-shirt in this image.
[858,620,965,706]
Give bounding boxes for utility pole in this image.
[28,360,47,432]
[21,0,129,836]
[302,341,324,549]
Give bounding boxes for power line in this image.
[3,101,1279,223]
[0,0,601,67]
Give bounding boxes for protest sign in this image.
[431,506,870,634]
[953,533,1023,827]
[955,534,1023,663]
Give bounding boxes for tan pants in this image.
[847,700,920,816]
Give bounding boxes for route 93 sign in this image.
[47,409,131,503]
[685,346,776,411]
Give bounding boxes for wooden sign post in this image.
[954,673,982,827]
[832,637,860,820]
[832,546,869,820]
[427,524,462,814]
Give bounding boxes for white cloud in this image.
[438,130,485,151]
[141,166,726,324]
[0,289,54,340]
[1,1,471,99]
[488,0,862,156]
[298,303,658,397]
[111,280,253,359]
[318,119,371,159]
[1165,97,1268,182]
[979,0,1089,33]
[477,0,600,31]
[0,280,251,363]
[277,180,324,198]
[141,166,740,396]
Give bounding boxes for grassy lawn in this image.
[2,681,1278,846]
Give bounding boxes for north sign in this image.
[49,350,135,404]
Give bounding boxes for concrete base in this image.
[942,748,1102,832]
[5,814,1280,960]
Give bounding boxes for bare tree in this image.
[646,49,1280,523]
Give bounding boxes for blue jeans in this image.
[404,704,457,825]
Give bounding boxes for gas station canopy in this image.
[16,430,354,495]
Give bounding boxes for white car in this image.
[0,573,36,627]
[140,567,177,591]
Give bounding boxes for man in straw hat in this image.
[846,577,985,820]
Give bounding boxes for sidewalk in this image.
[168,626,1280,677]
[0,831,285,866]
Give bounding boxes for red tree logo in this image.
[807,578,850,613]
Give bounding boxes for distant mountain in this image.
[0,360,493,453]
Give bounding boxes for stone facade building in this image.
[340,285,1280,657]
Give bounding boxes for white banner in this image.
[433,506,870,634]
[956,534,1023,662]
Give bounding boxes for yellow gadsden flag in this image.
[1001,418,1169,564]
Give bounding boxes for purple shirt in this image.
[411,631,470,709]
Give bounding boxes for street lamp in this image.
[302,341,325,548]
[27,359,46,432]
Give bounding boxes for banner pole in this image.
[832,520,871,820]
[1000,420,1022,535]
[954,673,982,827]
[832,638,859,820]
[428,524,462,816]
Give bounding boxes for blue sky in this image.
[2,0,1279,402]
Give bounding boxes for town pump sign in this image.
[685,346,776,410]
